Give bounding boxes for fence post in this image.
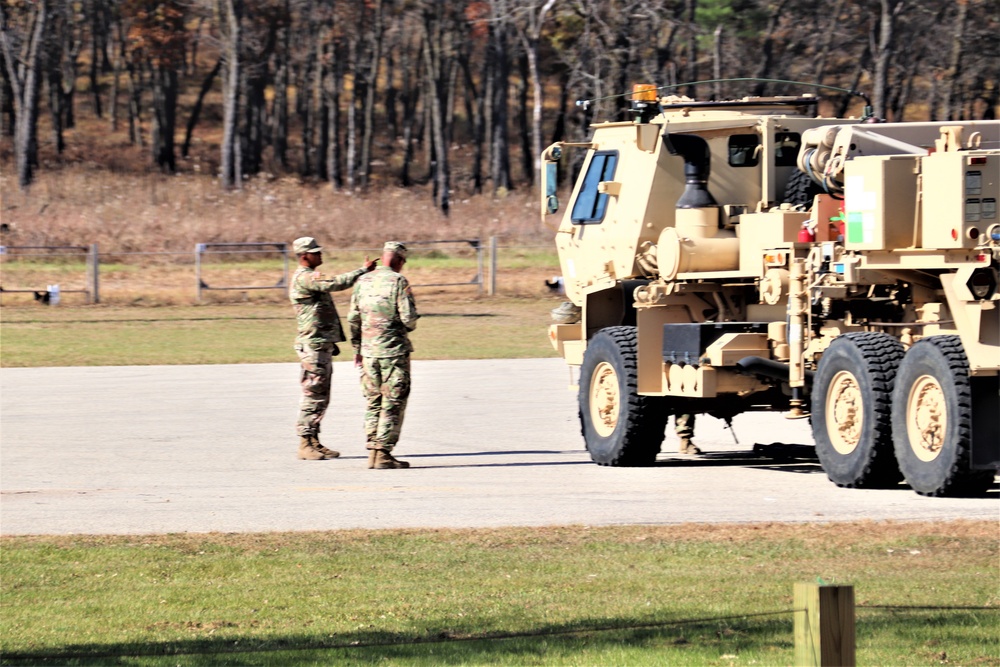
[195,244,204,303]
[794,583,855,667]
[88,243,100,304]
[489,235,498,296]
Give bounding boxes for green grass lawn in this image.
[2,274,997,666]
[2,522,997,666]
[0,298,560,366]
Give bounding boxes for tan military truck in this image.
[541,88,1000,496]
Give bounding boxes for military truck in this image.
[540,87,1000,496]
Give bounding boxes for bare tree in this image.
[871,0,905,119]
[218,0,242,189]
[358,0,385,190]
[0,0,49,190]
[512,0,556,187]
[128,0,188,172]
[941,0,969,120]
[421,1,458,214]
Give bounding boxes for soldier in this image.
[348,241,419,469]
[675,414,701,455]
[290,236,375,460]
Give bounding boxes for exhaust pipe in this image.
[735,356,814,385]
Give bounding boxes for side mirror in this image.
[545,162,558,197]
[546,194,559,214]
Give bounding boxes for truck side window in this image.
[774,131,802,167]
[729,135,760,167]
[571,151,619,223]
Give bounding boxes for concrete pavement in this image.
[1,359,995,535]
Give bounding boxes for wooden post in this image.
[794,582,855,667]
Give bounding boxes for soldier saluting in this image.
[348,241,419,469]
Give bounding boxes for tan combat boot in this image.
[678,437,702,455]
[298,436,335,460]
[373,449,410,469]
[366,445,378,469]
[311,436,340,459]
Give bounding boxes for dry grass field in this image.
[0,167,548,254]
[1,138,558,307]
[0,76,549,257]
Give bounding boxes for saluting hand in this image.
[362,256,376,272]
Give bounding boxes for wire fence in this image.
[0,239,559,306]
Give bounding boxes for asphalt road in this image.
[1,359,996,535]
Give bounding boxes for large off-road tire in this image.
[891,336,994,497]
[782,168,825,208]
[811,332,904,488]
[579,326,668,466]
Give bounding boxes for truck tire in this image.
[782,168,825,208]
[579,326,668,466]
[891,336,994,497]
[811,332,904,488]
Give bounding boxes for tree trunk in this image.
[243,68,267,177]
[109,17,122,132]
[183,58,220,157]
[685,0,697,98]
[359,0,383,190]
[872,0,904,120]
[88,0,103,118]
[460,55,483,195]
[519,0,555,187]
[346,34,359,190]
[125,59,144,146]
[712,24,722,99]
[384,46,398,140]
[489,22,511,193]
[399,36,419,187]
[812,0,845,85]
[47,55,65,154]
[325,47,343,190]
[422,6,450,214]
[272,11,289,169]
[751,0,789,97]
[298,38,315,176]
[516,52,531,185]
[150,64,178,172]
[219,0,242,190]
[942,0,969,121]
[0,52,14,136]
[0,0,48,190]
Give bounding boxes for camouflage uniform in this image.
[675,413,695,439]
[290,264,367,438]
[348,264,419,452]
[675,413,700,454]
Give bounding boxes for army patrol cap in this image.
[293,237,323,255]
[383,241,408,259]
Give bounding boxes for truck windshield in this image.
[572,151,619,223]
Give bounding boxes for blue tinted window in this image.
[572,151,618,223]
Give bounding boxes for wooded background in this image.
[1,0,997,214]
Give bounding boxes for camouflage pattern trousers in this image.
[360,355,411,451]
[674,413,695,438]
[295,342,335,437]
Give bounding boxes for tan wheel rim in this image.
[589,361,620,438]
[905,374,946,462]
[825,370,864,455]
